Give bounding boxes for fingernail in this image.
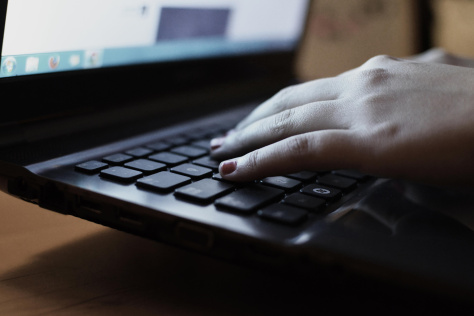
[210,137,226,151]
[220,160,237,176]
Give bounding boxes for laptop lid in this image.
[0,0,310,144]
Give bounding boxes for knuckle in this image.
[364,54,397,67]
[244,150,260,172]
[343,56,396,97]
[358,67,390,87]
[270,108,296,139]
[271,86,297,112]
[275,85,295,99]
[286,135,311,159]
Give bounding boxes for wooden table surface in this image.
[0,190,470,315]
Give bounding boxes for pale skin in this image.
[210,49,474,188]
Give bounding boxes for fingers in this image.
[217,130,363,182]
[234,55,403,133]
[236,76,342,131]
[211,99,351,160]
[210,55,409,182]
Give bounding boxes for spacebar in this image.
[214,184,284,214]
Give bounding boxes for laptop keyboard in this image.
[75,123,371,226]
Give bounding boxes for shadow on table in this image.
[1,223,472,315]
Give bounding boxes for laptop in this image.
[1,0,474,306]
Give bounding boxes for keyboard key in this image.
[193,156,220,171]
[191,139,212,149]
[124,159,166,174]
[286,171,318,182]
[166,136,189,146]
[75,160,108,174]
[300,184,341,201]
[137,171,191,192]
[261,176,301,191]
[212,174,245,189]
[332,170,370,181]
[283,193,326,212]
[100,167,143,183]
[186,129,210,140]
[171,145,207,158]
[215,185,284,214]
[175,179,234,203]
[258,204,308,225]
[170,163,212,180]
[207,124,228,136]
[149,152,188,166]
[212,173,225,181]
[103,153,133,165]
[317,174,357,191]
[125,147,153,158]
[146,141,172,152]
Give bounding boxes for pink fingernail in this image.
[220,160,237,176]
[210,137,226,151]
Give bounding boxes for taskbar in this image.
[0,39,296,78]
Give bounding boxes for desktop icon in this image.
[25,57,40,72]
[48,55,61,69]
[1,57,17,75]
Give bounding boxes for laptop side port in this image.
[118,209,144,227]
[78,198,103,215]
[175,222,214,251]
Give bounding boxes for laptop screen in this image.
[0,0,309,78]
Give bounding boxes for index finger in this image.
[218,130,364,182]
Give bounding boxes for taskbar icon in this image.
[84,50,103,68]
[1,56,17,76]
[48,55,61,70]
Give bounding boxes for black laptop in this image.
[1,0,474,305]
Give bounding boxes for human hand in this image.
[210,55,474,187]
